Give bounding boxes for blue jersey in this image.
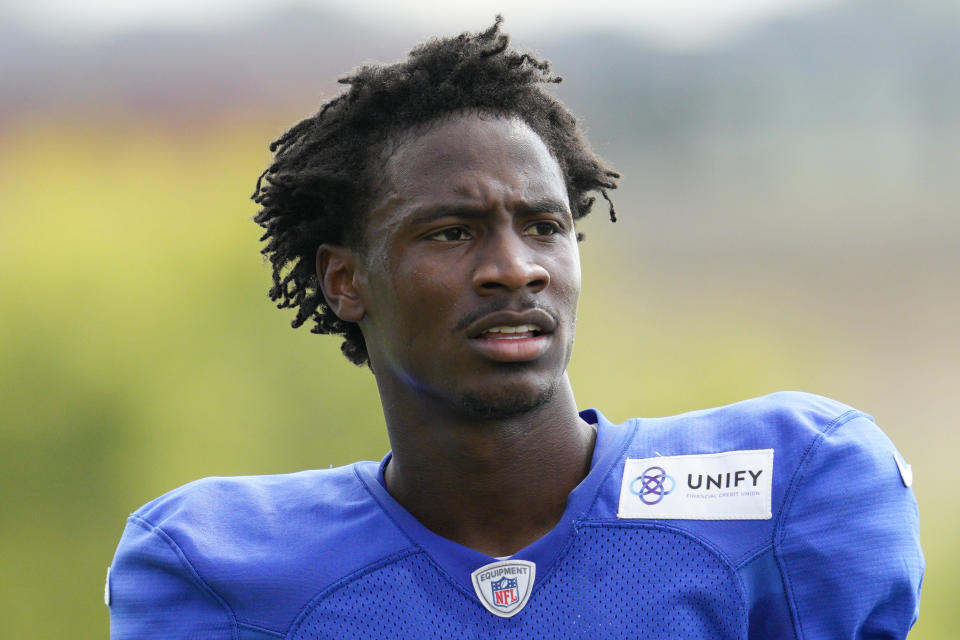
[108,392,923,639]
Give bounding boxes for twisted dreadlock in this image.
[252,17,619,366]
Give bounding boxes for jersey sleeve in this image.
[109,514,236,640]
[776,413,923,638]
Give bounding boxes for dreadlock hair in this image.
[252,16,619,366]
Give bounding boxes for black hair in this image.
[252,17,618,366]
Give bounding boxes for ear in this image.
[316,244,366,323]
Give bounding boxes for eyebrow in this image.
[406,198,571,226]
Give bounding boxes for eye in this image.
[426,227,472,242]
[524,221,561,237]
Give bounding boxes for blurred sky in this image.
[7,0,837,48]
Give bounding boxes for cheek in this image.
[552,248,582,309]
[383,261,459,338]
[398,263,450,306]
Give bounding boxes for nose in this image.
[472,230,550,295]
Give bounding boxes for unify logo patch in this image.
[618,449,774,520]
[470,559,536,618]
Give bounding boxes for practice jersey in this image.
[108,392,923,639]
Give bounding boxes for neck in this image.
[378,374,595,557]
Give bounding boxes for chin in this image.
[455,378,559,421]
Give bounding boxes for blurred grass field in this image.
[0,118,955,638]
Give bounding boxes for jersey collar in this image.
[354,408,636,598]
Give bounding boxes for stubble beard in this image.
[455,374,561,421]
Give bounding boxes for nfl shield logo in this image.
[491,577,519,607]
[470,559,536,618]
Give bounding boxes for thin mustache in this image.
[453,298,559,333]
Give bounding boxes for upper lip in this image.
[465,309,557,339]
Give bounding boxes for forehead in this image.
[374,113,568,217]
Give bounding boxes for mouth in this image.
[465,310,557,362]
[477,323,544,340]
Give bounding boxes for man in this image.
[108,19,923,638]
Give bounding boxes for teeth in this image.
[484,324,540,335]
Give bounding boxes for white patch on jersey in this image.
[470,559,536,618]
[104,566,111,606]
[618,449,774,520]
[894,452,913,487]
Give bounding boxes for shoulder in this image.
[604,392,923,636]
[127,466,383,574]
[623,391,872,460]
[110,464,412,637]
[131,465,370,537]
[691,389,864,431]
[591,391,882,537]
[650,392,923,636]
[767,396,924,637]
[623,391,916,537]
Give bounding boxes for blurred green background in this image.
[1,1,956,637]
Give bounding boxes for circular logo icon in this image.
[630,466,675,505]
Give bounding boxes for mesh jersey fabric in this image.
[291,528,744,640]
[108,392,924,639]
